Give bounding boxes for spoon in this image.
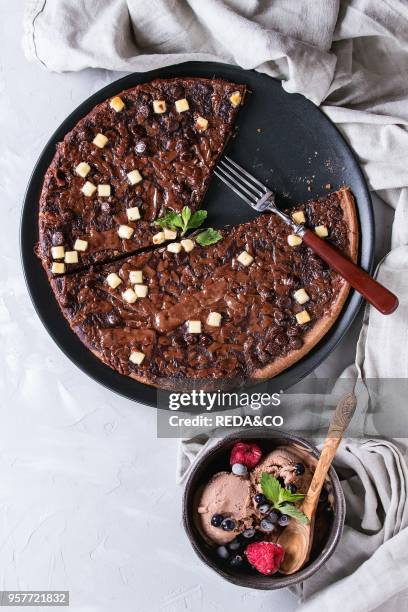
[277,393,357,574]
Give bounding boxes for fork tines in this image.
[214,156,268,207]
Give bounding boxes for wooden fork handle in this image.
[302,229,398,315]
[302,394,357,520]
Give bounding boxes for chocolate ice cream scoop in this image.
[196,471,253,545]
[251,445,314,496]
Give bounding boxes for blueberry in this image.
[230,554,244,567]
[278,514,290,527]
[254,493,266,505]
[221,518,236,531]
[269,510,280,524]
[260,518,275,532]
[243,527,256,539]
[228,539,241,552]
[135,140,147,154]
[294,462,305,475]
[258,503,271,514]
[287,483,297,494]
[217,545,230,559]
[211,513,224,528]
[277,477,285,488]
[232,463,248,476]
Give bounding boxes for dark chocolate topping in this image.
[51,191,351,387]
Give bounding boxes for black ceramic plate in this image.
[21,62,373,408]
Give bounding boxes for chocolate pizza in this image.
[37,78,245,274]
[48,188,358,389]
[36,76,358,388]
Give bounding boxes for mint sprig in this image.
[195,228,222,246]
[260,472,281,503]
[154,206,207,236]
[154,210,184,232]
[260,472,309,525]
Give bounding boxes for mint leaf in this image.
[154,207,209,237]
[188,210,208,229]
[196,228,222,247]
[279,504,309,524]
[181,206,192,234]
[154,210,184,230]
[278,488,305,505]
[260,473,281,505]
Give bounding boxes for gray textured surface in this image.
[1,3,393,611]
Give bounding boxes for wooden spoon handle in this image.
[302,229,398,315]
[302,394,357,519]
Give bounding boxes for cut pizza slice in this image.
[37,78,246,275]
[49,188,358,389]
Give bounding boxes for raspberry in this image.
[230,442,262,469]
[245,541,284,575]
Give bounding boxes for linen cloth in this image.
[22,1,408,610]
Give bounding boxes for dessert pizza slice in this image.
[49,187,357,389]
[37,78,246,275]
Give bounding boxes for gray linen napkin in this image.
[23,0,339,104]
[296,439,408,609]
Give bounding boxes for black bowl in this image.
[182,429,345,589]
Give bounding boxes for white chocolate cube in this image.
[75,162,91,178]
[106,272,122,289]
[294,288,310,305]
[74,238,88,252]
[81,181,97,197]
[153,100,166,114]
[109,96,125,112]
[51,262,65,274]
[92,133,108,148]
[175,98,189,113]
[51,246,65,259]
[292,210,306,224]
[97,184,111,197]
[207,312,222,327]
[181,238,195,253]
[153,231,165,245]
[134,284,148,298]
[64,250,78,264]
[129,270,143,284]
[195,116,208,131]
[164,228,177,240]
[315,225,329,238]
[187,320,201,334]
[287,234,303,247]
[118,225,134,239]
[237,251,254,267]
[230,91,242,106]
[122,288,137,304]
[126,206,141,221]
[167,242,182,253]
[295,310,311,325]
[129,350,145,365]
[127,169,142,185]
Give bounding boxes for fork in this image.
[214,156,398,315]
